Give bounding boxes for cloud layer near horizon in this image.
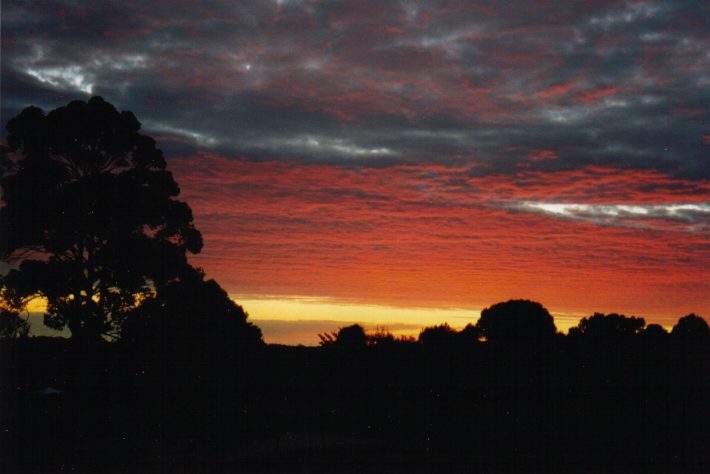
[2,1,709,326]
[171,154,708,320]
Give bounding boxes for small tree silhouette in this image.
[671,314,709,342]
[642,323,668,338]
[569,313,645,340]
[121,267,263,352]
[0,309,30,339]
[0,281,31,338]
[337,324,367,348]
[367,326,395,346]
[459,323,479,345]
[418,323,457,347]
[319,324,367,349]
[476,299,556,345]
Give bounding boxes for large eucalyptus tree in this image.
[1,97,202,341]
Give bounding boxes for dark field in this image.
[1,335,708,473]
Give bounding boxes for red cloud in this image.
[573,86,618,104]
[169,154,710,326]
[528,149,558,161]
[535,82,577,99]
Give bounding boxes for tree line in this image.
[320,303,709,350]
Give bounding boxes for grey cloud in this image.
[2,0,709,177]
[516,202,710,232]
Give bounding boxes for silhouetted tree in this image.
[568,313,645,340]
[418,323,457,347]
[671,313,709,342]
[319,324,367,349]
[642,323,668,338]
[336,324,367,348]
[459,323,479,345]
[0,279,31,338]
[0,309,29,339]
[121,267,263,352]
[366,326,395,346]
[476,299,556,345]
[1,97,202,342]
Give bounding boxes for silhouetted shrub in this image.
[121,268,263,355]
[319,324,367,349]
[459,323,479,344]
[476,299,556,345]
[0,309,30,339]
[568,312,645,341]
[671,313,709,342]
[643,323,668,338]
[418,323,457,347]
[366,326,395,346]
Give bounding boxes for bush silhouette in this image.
[121,268,263,353]
[0,309,30,339]
[671,313,709,342]
[642,323,668,340]
[476,299,556,345]
[418,323,457,347]
[320,324,367,349]
[0,285,30,339]
[569,313,645,340]
[336,324,368,348]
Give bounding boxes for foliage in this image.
[0,280,31,338]
[642,323,668,337]
[476,299,556,345]
[319,324,415,348]
[418,323,457,346]
[0,309,30,339]
[671,313,710,341]
[1,97,202,342]
[366,325,396,346]
[319,324,367,349]
[568,313,646,340]
[120,267,263,351]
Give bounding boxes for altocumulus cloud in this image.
[2,0,709,323]
[2,0,708,176]
[518,202,710,232]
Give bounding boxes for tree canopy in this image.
[671,313,710,342]
[418,323,458,347]
[568,313,646,340]
[476,299,556,345]
[319,324,368,349]
[1,97,202,342]
[121,267,263,353]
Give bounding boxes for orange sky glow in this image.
[162,155,709,344]
[5,0,710,345]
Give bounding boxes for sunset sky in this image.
[2,1,709,344]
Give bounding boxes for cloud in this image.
[168,154,709,323]
[2,1,709,327]
[1,0,708,177]
[517,202,710,231]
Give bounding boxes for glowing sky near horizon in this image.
[2,0,709,344]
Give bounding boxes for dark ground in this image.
[1,336,708,473]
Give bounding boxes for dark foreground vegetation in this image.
[2,313,709,473]
[1,97,708,472]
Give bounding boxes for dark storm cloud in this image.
[2,0,709,177]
